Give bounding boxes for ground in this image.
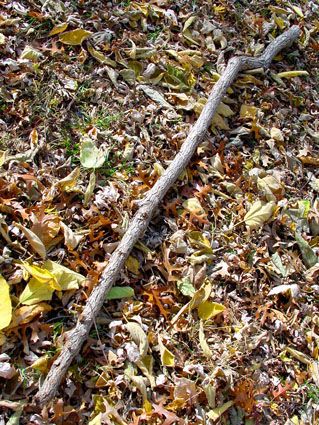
[0,1,319,424]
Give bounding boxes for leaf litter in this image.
[0,0,318,424]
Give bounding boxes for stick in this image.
[35,25,300,404]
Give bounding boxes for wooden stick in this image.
[35,25,300,405]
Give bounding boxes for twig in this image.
[35,25,301,405]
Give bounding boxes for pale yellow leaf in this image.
[207,400,234,420]
[59,28,92,45]
[49,22,68,36]
[20,46,42,62]
[43,260,85,290]
[198,301,225,320]
[87,44,117,67]
[290,5,304,18]
[31,355,50,373]
[125,322,149,358]
[270,127,284,142]
[16,224,46,259]
[0,275,12,330]
[57,167,80,191]
[158,336,175,367]
[60,222,83,250]
[183,197,205,215]
[199,320,212,357]
[276,70,309,79]
[19,278,55,306]
[244,200,276,230]
[240,104,258,119]
[189,281,212,311]
[84,171,96,207]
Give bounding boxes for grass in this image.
[148,27,162,42]
[305,383,319,403]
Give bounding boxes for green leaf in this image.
[295,232,318,269]
[271,252,288,277]
[177,277,195,297]
[106,286,135,300]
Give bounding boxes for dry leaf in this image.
[244,200,275,230]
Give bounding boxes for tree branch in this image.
[35,25,301,405]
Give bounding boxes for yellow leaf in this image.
[59,28,92,45]
[22,262,57,284]
[125,255,140,275]
[49,22,68,36]
[183,197,205,215]
[276,71,309,79]
[244,200,275,230]
[158,336,175,367]
[19,278,55,305]
[16,224,46,259]
[240,104,258,119]
[57,167,80,191]
[125,322,149,358]
[0,275,12,330]
[43,260,85,290]
[31,355,50,373]
[207,400,234,420]
[199,321,212,357]
[20,46,42,62]
[0,150,8,167]
[189,281,212,311]
[198,301,225,320]
[87,44,117,67]
[290,5,304,18]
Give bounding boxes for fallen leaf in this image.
[276,70,309,79]
[244,200,276,230]
[207,400,234,420]
[198,301,225,320]
[59,28,92,45]
[80,138,108,169]
[125,322,149,358]
[199,320,212,357]
[295,232,318,268]
[268,284,300,298]
[49,22,68,36]
[106,286,135,300]
[0,275,12,330]
[158,336,175,367]
[15,223,46,259]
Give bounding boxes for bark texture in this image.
[35,25,300,405]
